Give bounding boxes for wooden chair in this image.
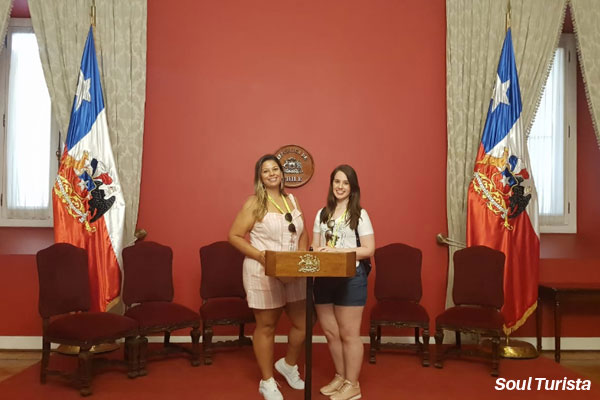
[199,241,254,365]
[36,243,138,396]
[122,241,201,375]
[434,245,505,376]
[369,243,430,366]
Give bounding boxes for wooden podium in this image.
[265,251,356,400]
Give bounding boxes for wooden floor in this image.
[1,349,599,384]
[0,350,41,383]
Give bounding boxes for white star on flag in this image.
[74,70,91,111]
[491,73,510,112]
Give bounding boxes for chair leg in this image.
[491,336,500,377]
[164,331,171,347]
[78,346,93,396]
[414,327,421,355]
[369,322,377,364]
[40,338,50,384]
[434,329,444,369]
[421,328,430,367]
[455,331,461,349]
[138,336,148,376]
[191,325,201,367]
[376,325,382,349]
[125,337,139,378]
[203,323,214,365]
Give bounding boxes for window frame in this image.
[0,18,59,227]
[530,33,577,234]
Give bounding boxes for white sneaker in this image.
[259,377,283,400]
[274,357,305,390]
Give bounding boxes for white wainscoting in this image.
[1,336,600,350]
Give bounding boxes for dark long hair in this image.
[253,154,287,220]
[319,164,362,230]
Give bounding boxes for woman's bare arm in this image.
[228,196,265,264]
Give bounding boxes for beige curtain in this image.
[29,0,147,246]
[445,0,567,307]
[0,0,12,54]
[570,0,600,148]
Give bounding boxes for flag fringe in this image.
[503,300,537,336]
[106,296,120,313]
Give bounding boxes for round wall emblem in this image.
[274,145,314,188]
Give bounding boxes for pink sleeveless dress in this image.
[243,194,306,309]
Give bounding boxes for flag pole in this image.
[435,233,466,249]
[91,0,96,27]
[496,0,538,360]
[506,0,511,32]
[56,0,119,357]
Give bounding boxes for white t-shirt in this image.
[313,208,374,257]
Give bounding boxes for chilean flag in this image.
[466,29,540,335]
[52,27,125,311]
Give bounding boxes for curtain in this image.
[445,0,567,307]
[0,0,12,54]
[570,0,600,148]
[29,0,147,245]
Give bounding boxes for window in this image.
[528,34,577,233]
[0,18,58,227]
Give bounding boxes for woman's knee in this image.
[255,321,277,337]
[289,317,306,332]
[322,327,340,342]
[338,330,361,344]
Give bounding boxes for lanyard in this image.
[267,194,291,215]
[328,209,347,248]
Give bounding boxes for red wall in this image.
[1,0,598,341]
[139,0,448,335]
[11,0,29,18]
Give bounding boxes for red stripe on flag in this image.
[52,186,121,312]
[467,181,539,334]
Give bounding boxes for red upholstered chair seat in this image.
[199,241,255,365]
[122,241,201,374]
[370,300,430,324]
[435,306,504,331]
[369,243,430,366]
[125,302,200,330]
[434,245,506,376]
[37,243,139,396]
[46,313,138,343]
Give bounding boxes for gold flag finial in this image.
[506,0,511,31]
[91,0,96,27]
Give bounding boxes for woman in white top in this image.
[312,164,375,400]
[229,154,308,400]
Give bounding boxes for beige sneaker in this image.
[320,373,345,396]
[330,380,361,400]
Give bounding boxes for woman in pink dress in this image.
[229,154,308,400]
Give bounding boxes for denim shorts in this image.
[313,263,368,306]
